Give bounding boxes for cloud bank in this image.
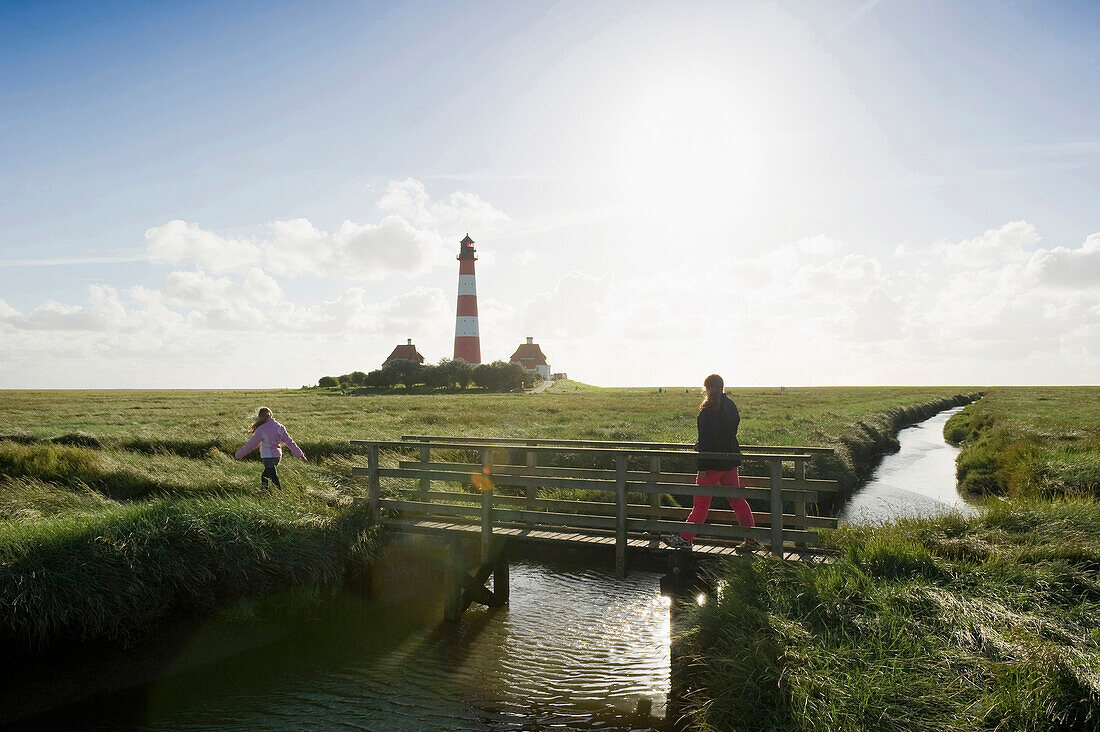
[1,179,1097,388]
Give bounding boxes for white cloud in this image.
[1024,232,1100,289]
[146,220,261,274]
[327,216,444,279]
[931,220,1038,269]
[376,177,508,235]
[5,206,1098,387]
[143,179,497,281]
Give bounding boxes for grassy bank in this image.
[1,479,378,652]
[0,385,974,657]
[0,444,379,657]
[945,387,1100,498]
[679,500,1100,731]
[680,387,1100,730]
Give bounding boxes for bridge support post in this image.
[493,557,509,604]
[769,458,784,557]
[367,445,380,523]
[649,456,662,512]
[615,454,627,578]
[525,442,538,508]
[794,459,808,549]
[443,534,510,621]
[480,447,492,564]
[419,444,431,501]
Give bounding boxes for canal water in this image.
[839,405,980,524]
[37,559,672,731]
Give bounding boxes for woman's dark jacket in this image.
[696,394,741,471]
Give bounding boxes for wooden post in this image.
[615,454,627,578]
[649,455,662,511]
[367,444,380,523]
[794,459,807,548]
[480,447,493,564]
[526,442,537,508]
[769,458,784,557]
[494,558,510,605]
[419,444,431,501]
[443,535,463,621]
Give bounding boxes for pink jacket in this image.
[235,419,305,461]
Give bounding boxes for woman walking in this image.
[234,407,306,489]
[665,374,758,552]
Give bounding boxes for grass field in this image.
[945,386,1100,498]
[1,383,977,488]
[0,382,975,658]
[680,386,1100,731]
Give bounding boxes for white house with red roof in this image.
[509,337,550,378]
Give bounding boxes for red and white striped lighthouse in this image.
[453,234,481,364]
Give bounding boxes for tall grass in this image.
[0,475,378,655]
[0,385,978,655]
[0,436,379,655]
[0,385,979,498]
[678,500,1100,731]
[945,387,1100,498]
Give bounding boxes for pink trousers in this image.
[681,467,755,541]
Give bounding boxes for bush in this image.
[383,359,423,390]
[318,376,338,388]
[472,361,527,392]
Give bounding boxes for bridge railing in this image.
[350,437,839,574]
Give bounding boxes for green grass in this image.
[0,384,976,655]
[677,386,1100,730]
[0,383,978,493]
[945,387,1100,498]
[0,437,377,655]
[679,500,1100,732]
[0,478,378,652]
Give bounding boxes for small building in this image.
[383,339,425,367]
[509,336,550,378]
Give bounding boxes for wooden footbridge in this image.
[351,436,839,619]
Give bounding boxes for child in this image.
[234,407,306,489]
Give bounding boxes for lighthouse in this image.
[453,234,481,364]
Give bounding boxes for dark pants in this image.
[261,456,281,490]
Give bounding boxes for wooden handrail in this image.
[401,434,836,455]
[352,439,812,462]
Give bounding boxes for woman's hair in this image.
[250,407,272,433]
[700,373,725,411]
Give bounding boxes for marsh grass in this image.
[680,500,1100,731]
[0,475,379,654]
[0,385,976,655]
[945,387,1100,499]
[0,437,378,654]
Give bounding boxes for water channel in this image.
[26,406,977,731]
[839,405,980,525]
[35,559,673,732]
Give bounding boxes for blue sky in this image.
[1,0,1097,387]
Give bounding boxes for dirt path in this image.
[526,379,556,394]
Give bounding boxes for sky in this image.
[1,0,1097,388]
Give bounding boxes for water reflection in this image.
[34,559,671,731]
[840,406,980,525]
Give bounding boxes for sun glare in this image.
[620,75,767,220]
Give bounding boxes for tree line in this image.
[316,358,543,393]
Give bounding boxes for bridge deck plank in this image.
[385,518,832,561]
